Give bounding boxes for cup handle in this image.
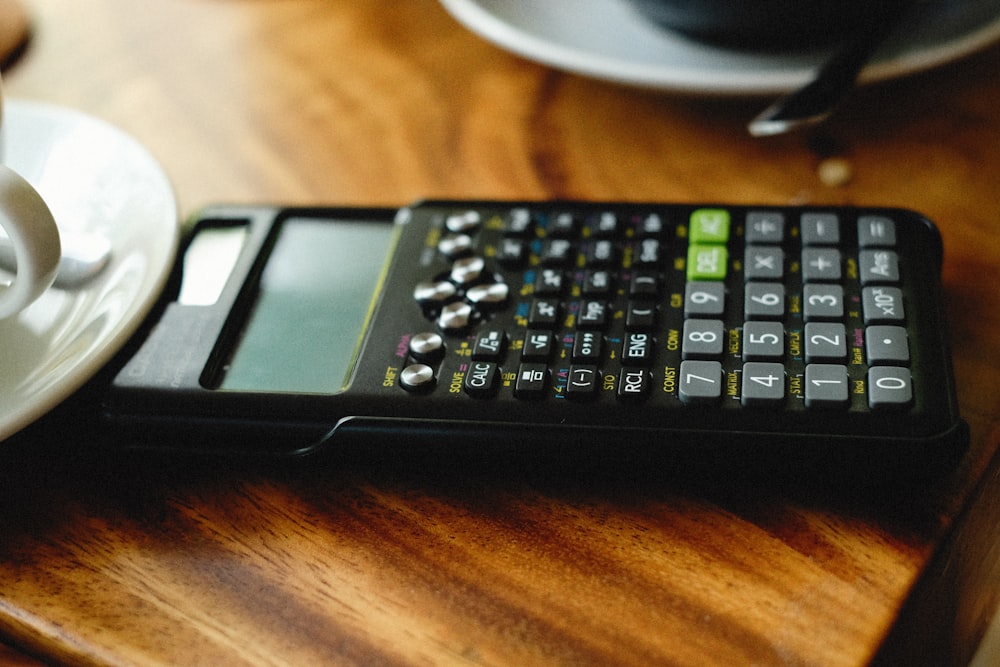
[0,164,61,319]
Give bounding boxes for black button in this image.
[576,300,607,329]
[505,208,534,236]
[496,238,527,267]
[528,298,560,328]
[547,212,578,237]
[472,330,506,361]
[572,331,603,362]
[626,301,657,330]
[621,332,654,366]
[587,211,620,237]
[463,361,500,398]
[618,368,651,402]
[514,363,548,399]
[521,329,554,362]
[632,238,663,266]
[533,268,564,295]
[539,238,574,266]
[637,213,665,237]
[629,271,659,298]
[585,239,616,266]
[566,365,599,399]
[582,270,613,296]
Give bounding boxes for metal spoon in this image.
[748,2,916,137]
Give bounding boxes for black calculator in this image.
[106,200,967,471]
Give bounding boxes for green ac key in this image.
[689,208,730,244]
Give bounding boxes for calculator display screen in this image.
[220,217,394,394]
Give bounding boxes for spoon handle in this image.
[748,3,914,137]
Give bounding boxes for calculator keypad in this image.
[397,204,922,415]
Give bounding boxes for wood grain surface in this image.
[1,0,999,665]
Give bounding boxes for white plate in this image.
[0,100,178,441]
[440,0,1000,94]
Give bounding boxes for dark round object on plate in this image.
[625,0,911,50]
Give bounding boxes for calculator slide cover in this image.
[104,202,967,474]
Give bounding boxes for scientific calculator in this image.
[105,200,967,470]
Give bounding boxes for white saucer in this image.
[0,99,179,441]
[440,0,1000,94]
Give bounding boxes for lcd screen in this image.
[220,217,394,393]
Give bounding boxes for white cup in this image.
[0,76,61,319]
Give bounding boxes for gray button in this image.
[744,282,785,320]
[859,250,900,285]
[862,286,905,324]
[804,364,849,409]
[858,216,897,247]
[743,321,784,361]
[744,246,784,281]
[866,325,909,365]
[801,213,840,246]
[805,322,847,363]
[684,281,726,317]
[682,319,725,359]
[745,211,784,244]
[868,366,912,409]
[679,360,723,405]
[803,284,844,321]
[741,362,785,407]
[802,248,842,282]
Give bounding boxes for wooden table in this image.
[2,1,999,664]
